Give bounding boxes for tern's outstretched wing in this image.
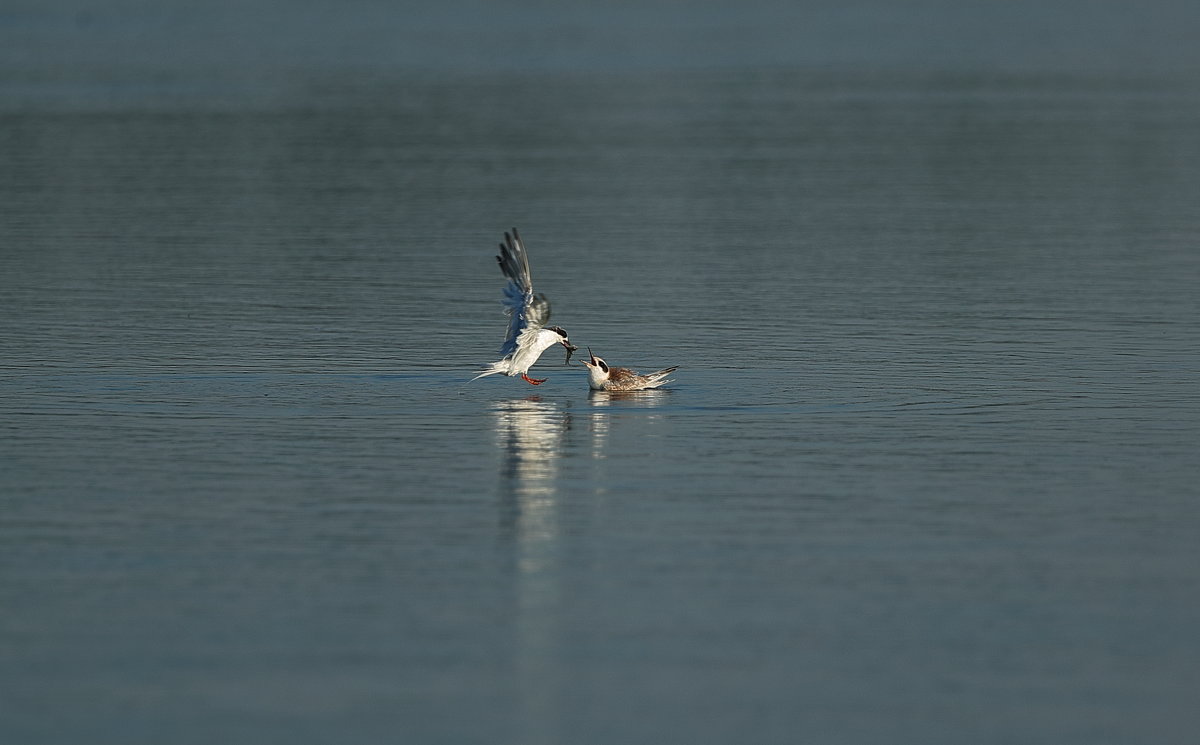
[497,228,551,356]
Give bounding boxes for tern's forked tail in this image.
[470,360,509,381]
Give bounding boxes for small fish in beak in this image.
[563,340,579,365]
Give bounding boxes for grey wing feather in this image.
[497,228,551,356]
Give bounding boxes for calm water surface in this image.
[3,3,1200,744]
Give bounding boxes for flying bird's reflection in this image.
[492,395,572,742]
[494,396,570,511]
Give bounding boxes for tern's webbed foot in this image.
[521,373,547,385]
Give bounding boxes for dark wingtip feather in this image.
[495,227,533,292]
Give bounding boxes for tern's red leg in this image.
[521,373,547,385]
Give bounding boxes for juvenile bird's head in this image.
[580,347,610,387]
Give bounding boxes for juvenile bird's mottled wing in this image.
[606,367,639,388]
[497,228,551,356]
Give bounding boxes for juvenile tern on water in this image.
[472,228,578,385]
[580,348,677,391]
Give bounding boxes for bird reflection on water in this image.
[491,395,572,743]
[492,390,673,506]
[584,388,671,461]
[493,396,571,536]
[490,389,676,741]
[586,388,673,407]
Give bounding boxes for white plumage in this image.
[472,228,576,385]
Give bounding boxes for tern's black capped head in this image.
[547,325,578,363]
[548,326,576,349]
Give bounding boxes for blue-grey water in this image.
[3,3,1200,743]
